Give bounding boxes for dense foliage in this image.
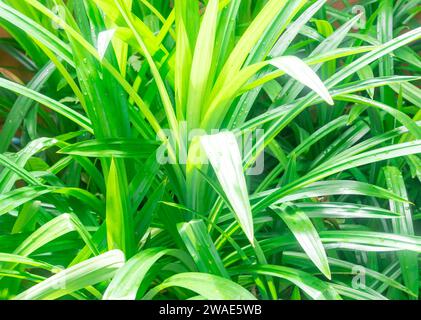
[0,0,420,300]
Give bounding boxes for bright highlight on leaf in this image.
[97,29,116,61]
[270,56,334,105]
[201,132,254,245]
[272,203,331,279]
[0,0,420,301]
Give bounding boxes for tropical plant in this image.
[0,0,420,300]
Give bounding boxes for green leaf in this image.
[0,186,50,217]
[200,132,254,244]
[320,231,421,252]
[12,213,99,258]
[384,166,419,298]
[106,158,133,256]
[103,248,192,300]
[0,62,56,153]
[0,78,92,133]
[178,220,229,278]
[270,56,333,105]
[97,29,116,60]
[296,202,399,219]
[14,250,125,300]
[252,180,408,205]
[0,253,59,273]
[231,264,340,300]
[186,0,219,129]
[255,141,421,212]
[59,138,159,158]
[356,65,375,98]
[283,251,415,297]
[143,272,256,300]
[331,284,387,300]
[271,204,331,279]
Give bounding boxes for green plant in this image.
[0,0,420,300]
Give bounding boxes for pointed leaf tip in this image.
[270,56,334,106]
